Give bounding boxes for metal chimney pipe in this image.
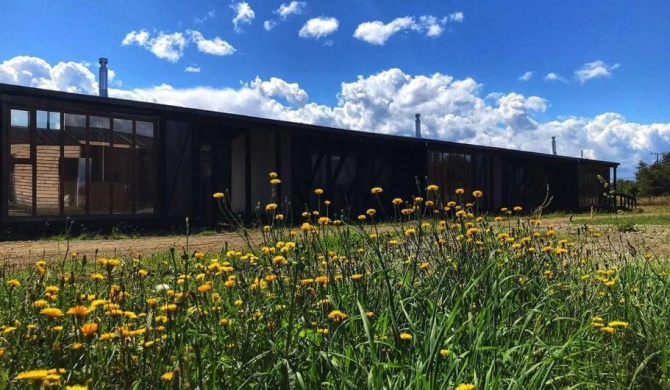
[415,113,421,139]
[98,58,109,97]
[551,136,557,155]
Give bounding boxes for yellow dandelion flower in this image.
[6,279,21,288]
[455,188,465,195]
[427,184,439,191]
[371,187,383,194]
[212,192,224,199]
[40,308,64,318]
[314,188,324,195]
[80,323,98,336]
[455,384,475,390]
[608,320,629,328]
[67,305,88,317]
[399,332,413,340]
[440,349,450,356]
[328,310,348,322]
[161,371,175,381]
[392,197,403,205]
[265,203,278,211]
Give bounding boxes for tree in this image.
[635,154,670,196]
[616,179,638,196]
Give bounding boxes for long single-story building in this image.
[0,81,618,232]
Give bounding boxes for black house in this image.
[0,82,618,232]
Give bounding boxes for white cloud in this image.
[544,72,567,83]
[194,9,215,24]
[122,29,235,60]
[184,66,201,73]
[231,2,255,33]
[519,71,534,81]
[122,30,187,62]
[264,20,277,31]
[574,60,620,84]
[2,55,667,178]
[354,13,464,45]
[187,30,236,56]
[353,17,415,45]
[447,12,464,23]
[277,1,307,19]
[299,17,339,39]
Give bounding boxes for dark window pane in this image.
[112,119,133,214]
[136,121,155,214]
[89,116,111,214]
[36,111,62,215]
[63,114,87,215]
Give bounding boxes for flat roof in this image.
[0,82,619,166]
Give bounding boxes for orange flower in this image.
[67,305,88,317]
[80,323,98,336]
[40,308,64,318]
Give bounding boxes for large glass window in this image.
[36,111,62,215]
[89,116,111,214]
[7,108,156,218]
[112,119,134,214]
[63,114,87,215]
[9,109,32,216]
[136,121,155,214]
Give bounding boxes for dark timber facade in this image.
[0,83,618,232]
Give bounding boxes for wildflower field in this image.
[1,178,669,389]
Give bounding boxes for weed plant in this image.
[0,174,668,389]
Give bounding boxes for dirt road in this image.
[0,233,253,266]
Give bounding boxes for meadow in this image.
[0,176,669,389]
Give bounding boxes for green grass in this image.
[0,201,669,389]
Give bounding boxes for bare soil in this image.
[0,232,255,267]
[0,218,668,268]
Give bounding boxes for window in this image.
[8,109,32,216]
[6,108,156,218]
[36,111,62,215]
[62,113,87,215]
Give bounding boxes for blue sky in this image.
[1,1,670,178]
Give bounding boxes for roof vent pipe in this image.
[551,136,557,155]
[415,113,421,139]
[98,58,108,97]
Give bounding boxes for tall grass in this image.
[0,181,669,389]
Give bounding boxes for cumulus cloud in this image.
[184,66,201,73]
[122,29,234,60]
[519,71,534,81]
[574,60,620,84]
[2,55,666,177]
[187,30,236,56]
[231,2,255,33]
[264,20,277,31]
[265,1,307,31]
[299,17,339,39]
[354,13,464,45]
[277,1,307,19]
[122,30,187,62]
[544,72,567,83]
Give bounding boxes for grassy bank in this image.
[0,187,669,389]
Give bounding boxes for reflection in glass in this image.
[112,119,133,214]
[89,116,111,214]
[136,121,155,213]
[62,113,87,215]
[36,111,62,215]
